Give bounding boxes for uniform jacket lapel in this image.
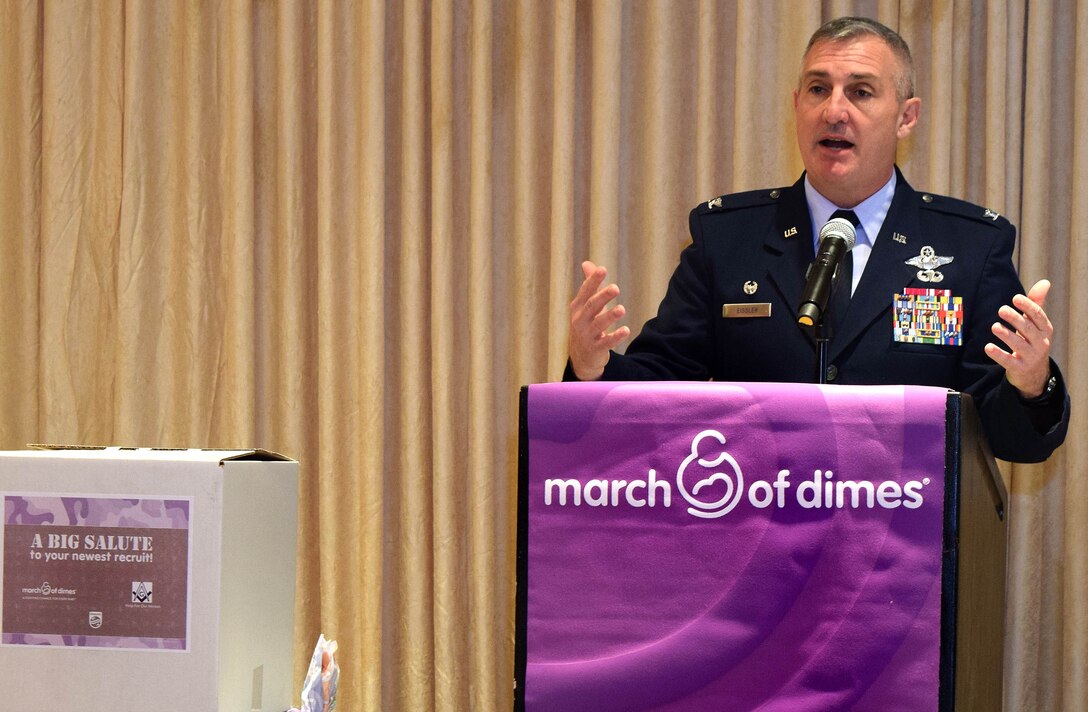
[764,177,817,346]
[829,168,922,362]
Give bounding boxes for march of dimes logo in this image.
[678,430,746,519]
[543,429,932,517]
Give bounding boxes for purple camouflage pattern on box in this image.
[3,495,190,649]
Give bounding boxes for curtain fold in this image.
[39,2,122,444]
[466,3,508,708]
[0,0,42,446]
[1,1,1083,710]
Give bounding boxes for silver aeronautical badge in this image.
[905,245,954,283]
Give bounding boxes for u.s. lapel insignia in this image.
[893,232,907,244]
[905,245,954,283]
[708,196,723,210]
[983,208,1000,221]
[783,226,798,238]
[743,280,758,295]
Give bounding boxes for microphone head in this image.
[819,217,857,250]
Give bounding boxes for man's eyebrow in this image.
[801,68,881,83]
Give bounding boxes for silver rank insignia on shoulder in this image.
[708,197,723,209]
[905,245,954,283]
[983,208,1000,221]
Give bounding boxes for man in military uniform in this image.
[565,16,1069,463]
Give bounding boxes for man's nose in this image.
[822,88,850,124]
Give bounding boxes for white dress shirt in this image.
[803,171,897,295]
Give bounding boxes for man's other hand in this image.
[985,279,1055,398]
[567,261,631,381]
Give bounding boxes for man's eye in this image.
[809,86,827,95]
[854,89,872,99]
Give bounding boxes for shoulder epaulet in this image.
[697,187,786,215]
[917,192,1011,228]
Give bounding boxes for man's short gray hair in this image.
[803,16,915,102]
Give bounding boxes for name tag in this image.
[893,288,963,346]
[723,303,772,318]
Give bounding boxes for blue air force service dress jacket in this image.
[567,169,1069,463]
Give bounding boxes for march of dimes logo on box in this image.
[542,429,932,518]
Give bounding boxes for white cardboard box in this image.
[0,447,299,712]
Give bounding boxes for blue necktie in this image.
[828,209,860,333]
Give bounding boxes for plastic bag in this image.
[289,634,339,712]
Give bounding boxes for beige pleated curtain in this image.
[1,1,1084,710]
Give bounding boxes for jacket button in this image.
[826,365,839,382]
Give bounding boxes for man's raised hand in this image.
[567,261,631,381]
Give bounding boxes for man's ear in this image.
[897,97,922,139]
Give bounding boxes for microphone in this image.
[797,217,857,327]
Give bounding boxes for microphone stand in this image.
[801,216,856,384]
[815,318,831,385]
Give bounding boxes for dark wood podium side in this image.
[941,392,1009,711]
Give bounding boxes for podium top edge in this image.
[522,381,961,396]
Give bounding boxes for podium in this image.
[514,382,1007,711]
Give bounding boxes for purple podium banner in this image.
[521,381,949,711]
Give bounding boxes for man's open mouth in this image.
[819,138,855,149]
